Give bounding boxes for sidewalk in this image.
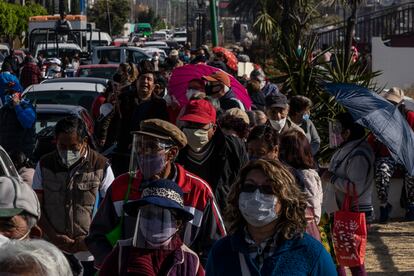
[365,221,414,275]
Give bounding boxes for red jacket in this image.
[368,110,414,157]
[85,164,226,268]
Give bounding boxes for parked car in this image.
[0,53,4,69]
[33,104,97,162]
[150,31,168,41]
[173,31,187,45]
[0,43,10,57]
[88,31,113,47]
[23,81,105,110]
[112,37,130,47]
[76,64,118,79]
[41,77,110,86]
[0,145,19,178]
[141,47,167,62]
[142,41,171,55]
[35,42,82,59]
[91,46,151,64]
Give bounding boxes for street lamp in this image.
[196,0,206,47]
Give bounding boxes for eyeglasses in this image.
[241,183,274,195]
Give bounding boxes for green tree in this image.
[88,0,130,35]
[0,1,46,44]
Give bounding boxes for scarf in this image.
[125,235,183,276]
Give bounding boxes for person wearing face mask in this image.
[32,116,115,276]
[321,112,374,276]
[264,93,304,135]
[0,81,35,158]
[206,159,336,275]
[202,71,245,112]
[99,179,205,276]
[289,95,321,156]
[0,176,41,247]
[177,99,248,211]
[86,119,226,269]
[250,68,280,97]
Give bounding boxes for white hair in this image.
[0,239,72,276]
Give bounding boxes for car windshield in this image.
[79,67,117,79]
[25,90,98,110]
[35,112,69,135]
[174,33,186,38]
[38,48,81,59]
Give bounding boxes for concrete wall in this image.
[372,37,414,89]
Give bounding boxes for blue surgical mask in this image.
[303,113,310,121]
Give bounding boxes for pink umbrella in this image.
[168,64,252,110]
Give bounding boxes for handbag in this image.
[332,182,367,267]
[105,175,133,246]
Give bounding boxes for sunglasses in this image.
[241,183,274,195]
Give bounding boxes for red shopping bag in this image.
[332,182,367,267]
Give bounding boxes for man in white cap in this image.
[166,49,183,69]
[368,87,414,222]
[0,176,41,246]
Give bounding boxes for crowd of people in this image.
[0,42,413,276]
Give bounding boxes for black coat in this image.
[177,128,248,212]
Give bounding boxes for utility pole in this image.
[209,0,218,46]
[106,0,112,36]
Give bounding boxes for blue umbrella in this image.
[325,83,414,175]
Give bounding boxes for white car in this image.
[151,31,168,41]
[35,43,81,59]
[173,31,187,45]
[0,43,10,57]
[23,81,105,110]
[141,47,167,62]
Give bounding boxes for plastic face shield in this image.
[329,120,344,148]
[132,205,178,249]
[129,134,172,178]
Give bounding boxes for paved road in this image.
[365,221,414,275]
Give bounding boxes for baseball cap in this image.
[134,119,188,149]
[225,108,250,124]
[0,176,40,220]
[180,99,217,124]
[170,49,179,56]
[265,93,288,108]
[379,87,404,104]
[202,71,231,87]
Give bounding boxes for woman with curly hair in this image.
[206,160,336,275]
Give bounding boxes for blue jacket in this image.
[0,72,22,104]
[206,230,337,276]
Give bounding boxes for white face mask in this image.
[269,117,287,132]
[186,89,203,100]
[238,189,278,227]
[58,149,82,167]
[183,128,210,152]
[260,80,266,90]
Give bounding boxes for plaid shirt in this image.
[20,62,42,88]
[244,227,279,269]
